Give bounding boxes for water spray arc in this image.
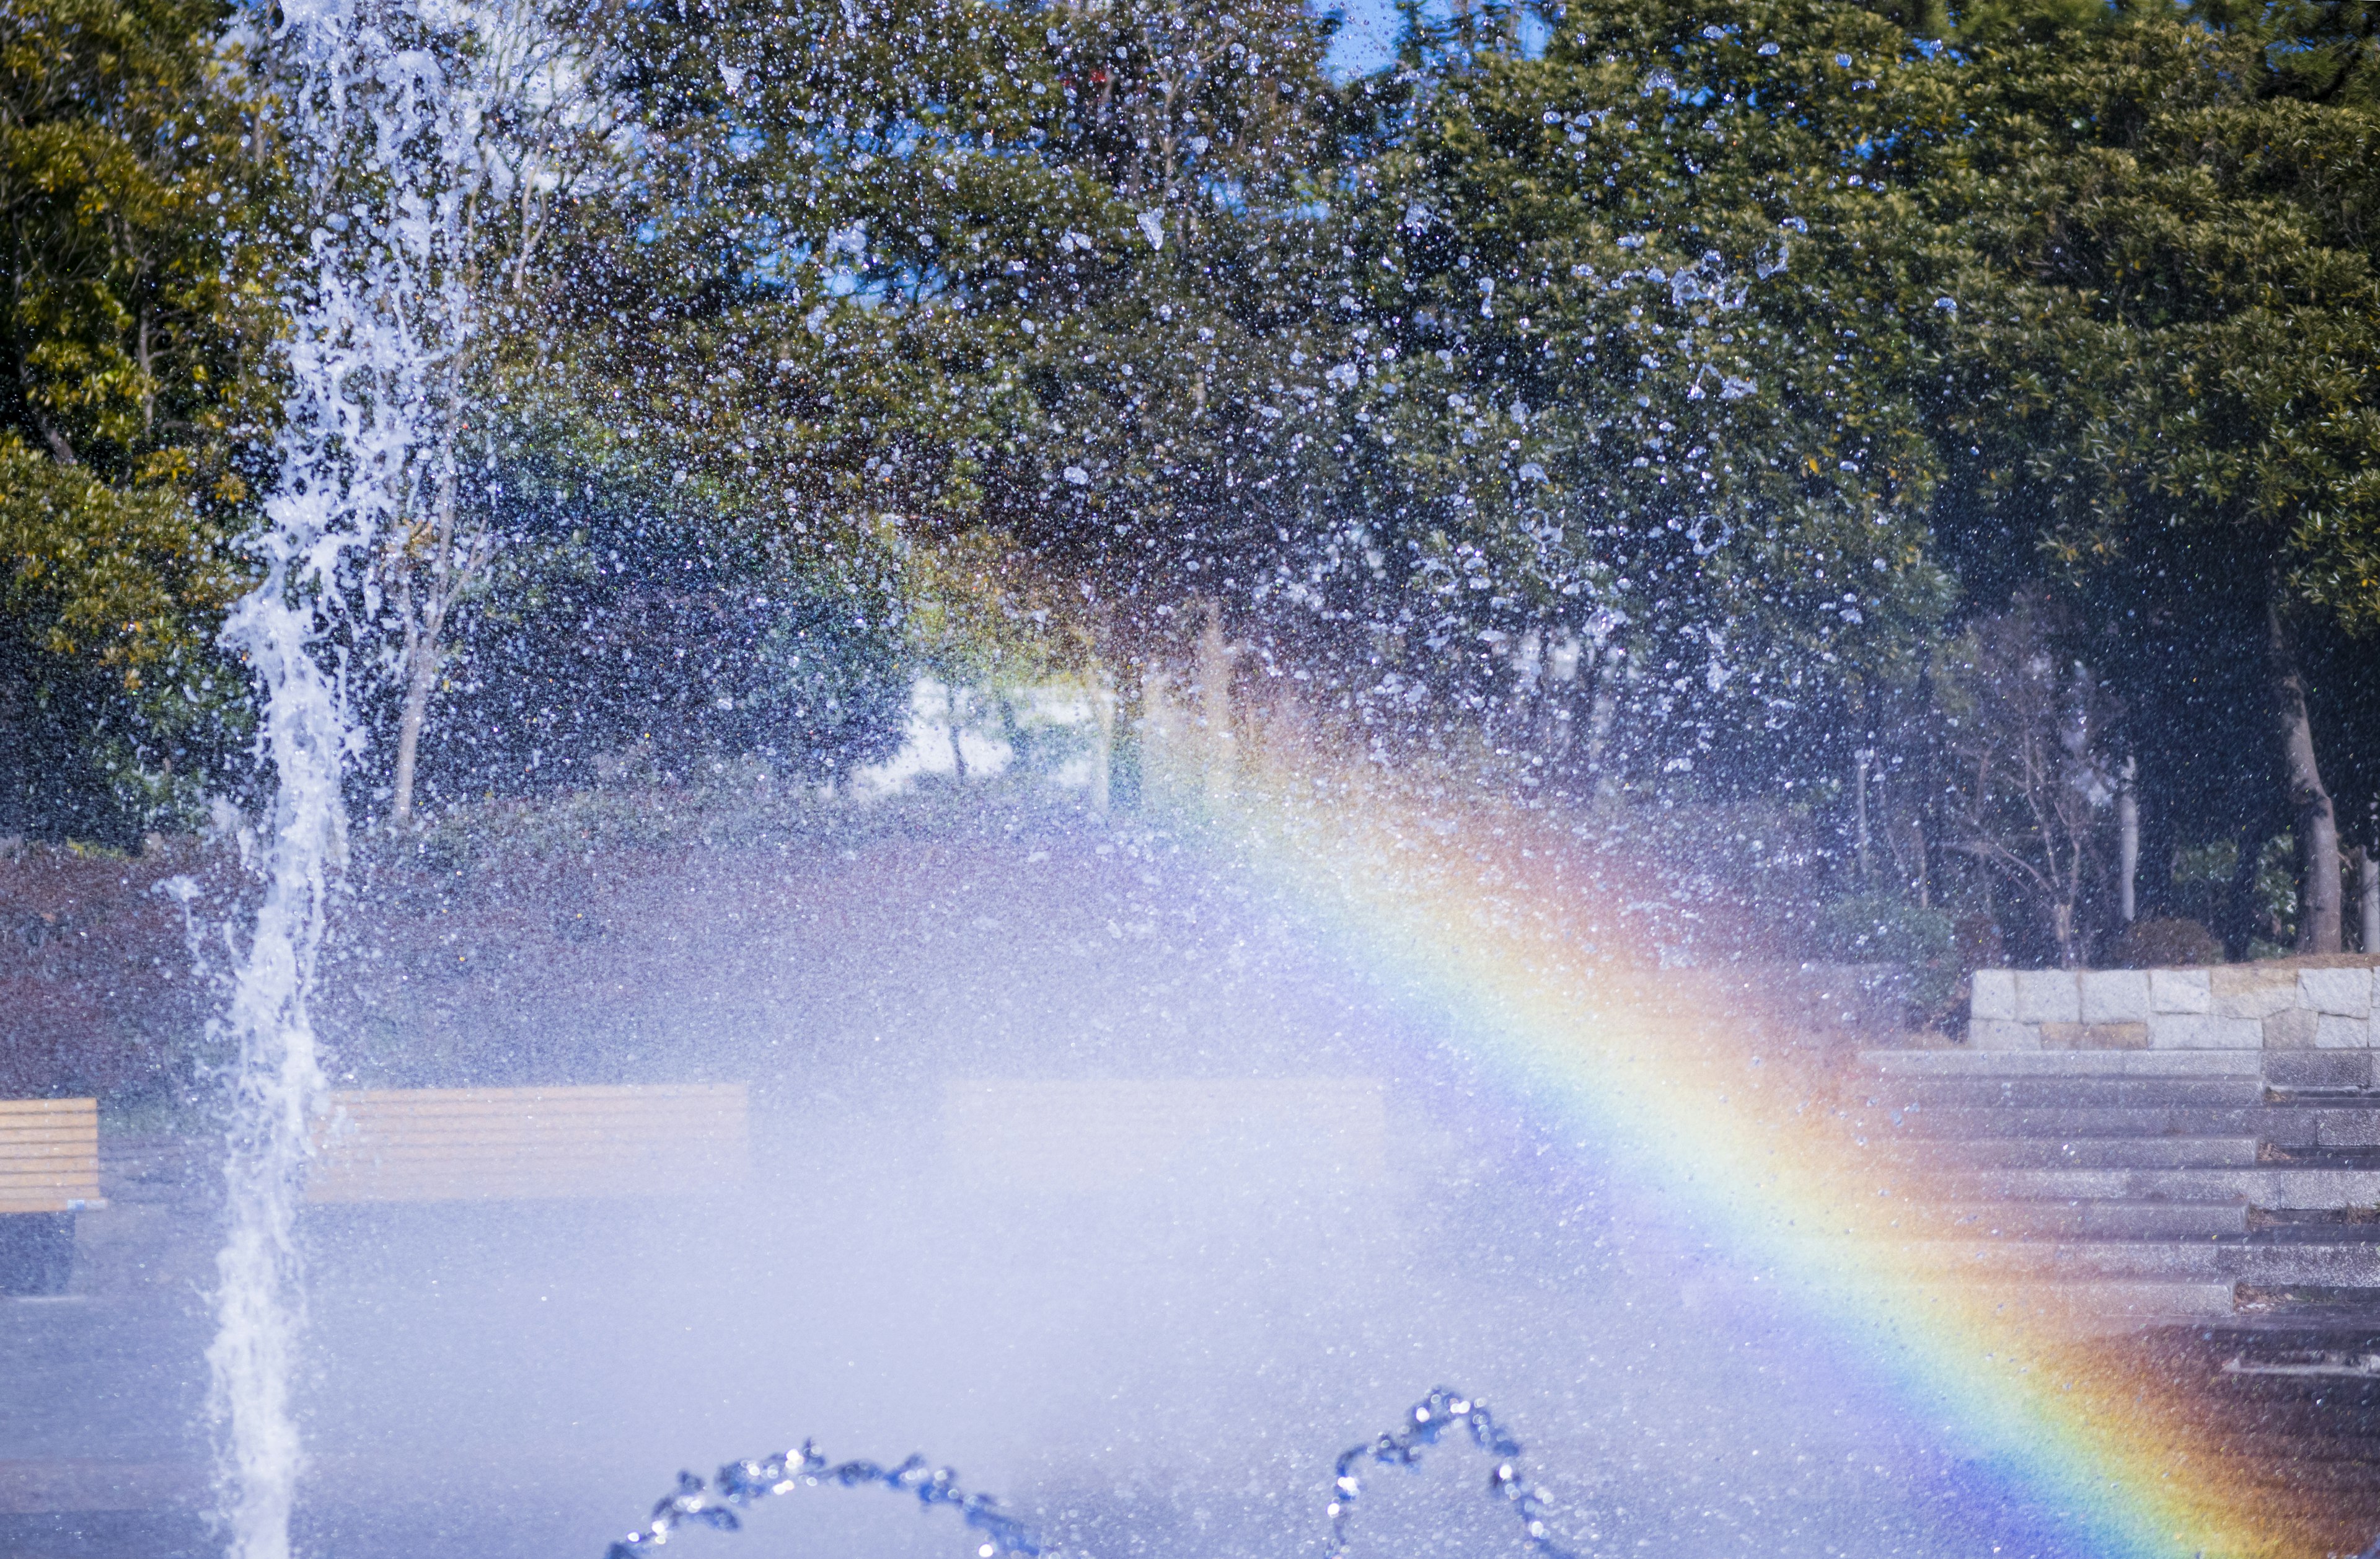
[607,1442,1048,1559]
[207,1,481,1555]
[1326,1387,1583,1559]
[603,1389,1590,1559]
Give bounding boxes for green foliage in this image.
[1323,0,1962,785]
[554,0,1352,671]
[0,0,2373,966]
[2102,915,2223,968]
[1923,8,2380,633]
[1824,888,1954,960]
[1,0,278,487]
[1820,888,1955,991]
[0,0,272,833]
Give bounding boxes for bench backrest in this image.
[308,1083,749,1204]
[943,1077,1388,1193]
[0,1098,104,1214]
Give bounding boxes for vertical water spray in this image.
[208,2,478,1555]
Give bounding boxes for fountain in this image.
[203,1,482,1553]
[71,1,2363,1555]
[602,1388,1583,1559]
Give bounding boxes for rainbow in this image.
[1134,718,2300,1559]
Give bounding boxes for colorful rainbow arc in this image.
[1135,722,2307,1559]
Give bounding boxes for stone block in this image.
[2264,1007,2317,1048]
[2079,970,2151,1024]
[2211,965,2300,1020]
[2014,969,2081,1024]
[2042,1022,2148,1050]
[2301,967,2375,1018]
[2267,1050,2374,1090]
[1970,969,2017,1023]
[2316,1014,2380,1050]
[2148,1013,2263,1049]
[1968,1019,2041,1051]
[2149,969,2211,1014]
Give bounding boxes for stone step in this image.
[1925,1201,2250,1239]
[1858,1049,2262,1077]
[1894,1135,2261,1170]
[1884,1106,2266,1139]
[1884,1237,2380,1286]
[1937,1166,2380,1207]
[1929,1279,2240,1327]
[1853,1077,2268,1111]
[2262,1146,2380,1170]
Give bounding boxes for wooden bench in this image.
[0,1098,105,1296]
[941,1078,1388,1193]
[307,1084,749,1204]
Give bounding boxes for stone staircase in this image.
[1847,1045,2380,1550]
[1847,1047,2380,1324]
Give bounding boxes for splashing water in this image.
[1326,1387,1582,1559]
[606,1388,1584,1559]
[206,1,480,1555]
[607,1444,1048,1559]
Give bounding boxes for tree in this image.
[1936,596,2119,967]
[0,0,275,836]
[546,0,1354,802]
[397,438,913,801]
[338,0,636,827]
[1316,0,1962,804]
[1923,2,2380,951]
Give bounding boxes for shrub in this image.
[2103,917,2224,968]
[1820,892,1958,1010]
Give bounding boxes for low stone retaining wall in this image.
[1970,958,2380,1050]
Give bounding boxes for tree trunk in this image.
[1539,632,1581,767]
[1194,597,1236,803]
[1582,651,1620,806]
[946,682,967,782]
[1087,673,1114,816]
[1108,661,1144,813]
[2267,580,2343,953]
[2223,816,2276,961]
[1853,749,1873,886]
[2116,756,2139,925]
[388,639,438,829]
[2360,844,2379,956]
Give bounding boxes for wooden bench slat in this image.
[322,1087,741,1106]
[323,1109,739,1130]
[330,1087,739,1108]
[304,1084,747,1205]
[317,1116,745,1136]
[307,1174,732,1198]
[316,1133,743,1157]
[317,1146,743,1164]
[0,1099,104,1221]
[322,1110,743,1131]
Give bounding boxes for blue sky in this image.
[1321,2,1553,77]
[1322,0,1404,76]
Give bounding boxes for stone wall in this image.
[1969,959,2380,1049]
